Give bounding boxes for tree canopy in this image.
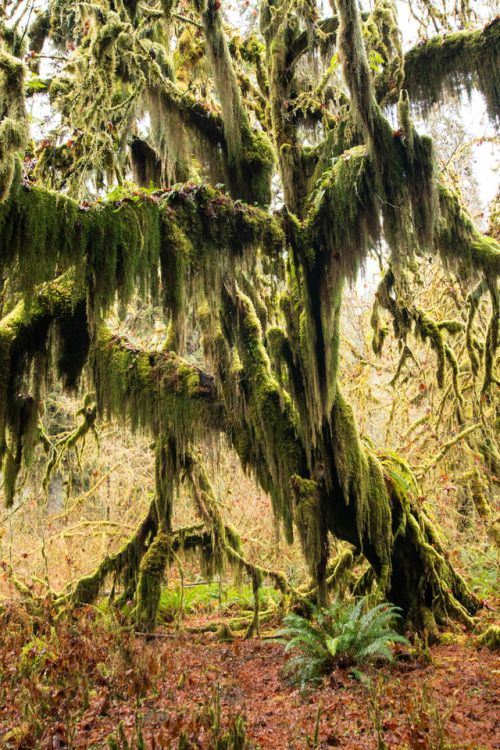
[1,0,500,633]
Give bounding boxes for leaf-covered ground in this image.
[0,600,499,749]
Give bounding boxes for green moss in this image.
[71,501,158,605]
[437,182,500,276]
[290,475,329,603]
[0,274,85,506]
[0,51,28,203]
[330,387,392,578]
[478,625,500,650]
[402,21,500,123]
[414,308,445,388]
[216,622,234,642]
[134,531,172,631]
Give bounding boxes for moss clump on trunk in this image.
[134,531,173,631]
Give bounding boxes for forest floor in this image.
[1,599,499,750]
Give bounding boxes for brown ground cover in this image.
[1,600,499,750]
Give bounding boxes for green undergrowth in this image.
[157,579,282,623]
[274,594,410,693]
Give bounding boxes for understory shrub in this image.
[275,595,409,691]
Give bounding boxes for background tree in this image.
[0,0,499,632]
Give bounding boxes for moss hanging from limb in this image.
[93,324,226,452]
[395,19,500,123]
[201,0,247,166]
[328,386,393,582]
[291,475,329,607]
[481,281,500,394]
[70,501,158,605]
[436,182,500,276]
[185,451,295,611]
[459,469,500,550]
[465,280,487,377]
[42,394,99,497]
[0,50,28,203]
[213,285,308,536]
[336,0,392,153]
[0,273,88,507]
[186,456,235,577]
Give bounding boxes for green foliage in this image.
[275,595,409,691]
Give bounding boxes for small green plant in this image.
[275,595,409,691]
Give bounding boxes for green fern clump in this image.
[275,595,409,691]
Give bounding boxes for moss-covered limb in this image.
[286,12,369,69]
[397,510,480,628]
[299,548,356,602]
[146,43,274,204]
[458,469,500,550]
[381,19,500,122]
[0,181,284,309]
[414,308,446,387]
[93,324,226,443]
[70,501,158,606]
[388,344,418,387]
[186,610,275,634]
[414,423,481,477]
[0,273,89,506]
[288,146,379,430]
[0,49,28,202]
[436,182,500,278]
[479,625,500,650]
[481,281,500,394]
[42,395,98,497]
[465,280,488,376]
[402,413,430,441]
[211,286,307,538]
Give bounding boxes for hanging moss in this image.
[42,395,98,497]
[0,274,84,506]
[402,21,500,123]
[130,137,163,188]
[0,50,28,203]
[28,10,51,55]
[291,475,329,605]
[436,182,500,277]
[329,386,392,580]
